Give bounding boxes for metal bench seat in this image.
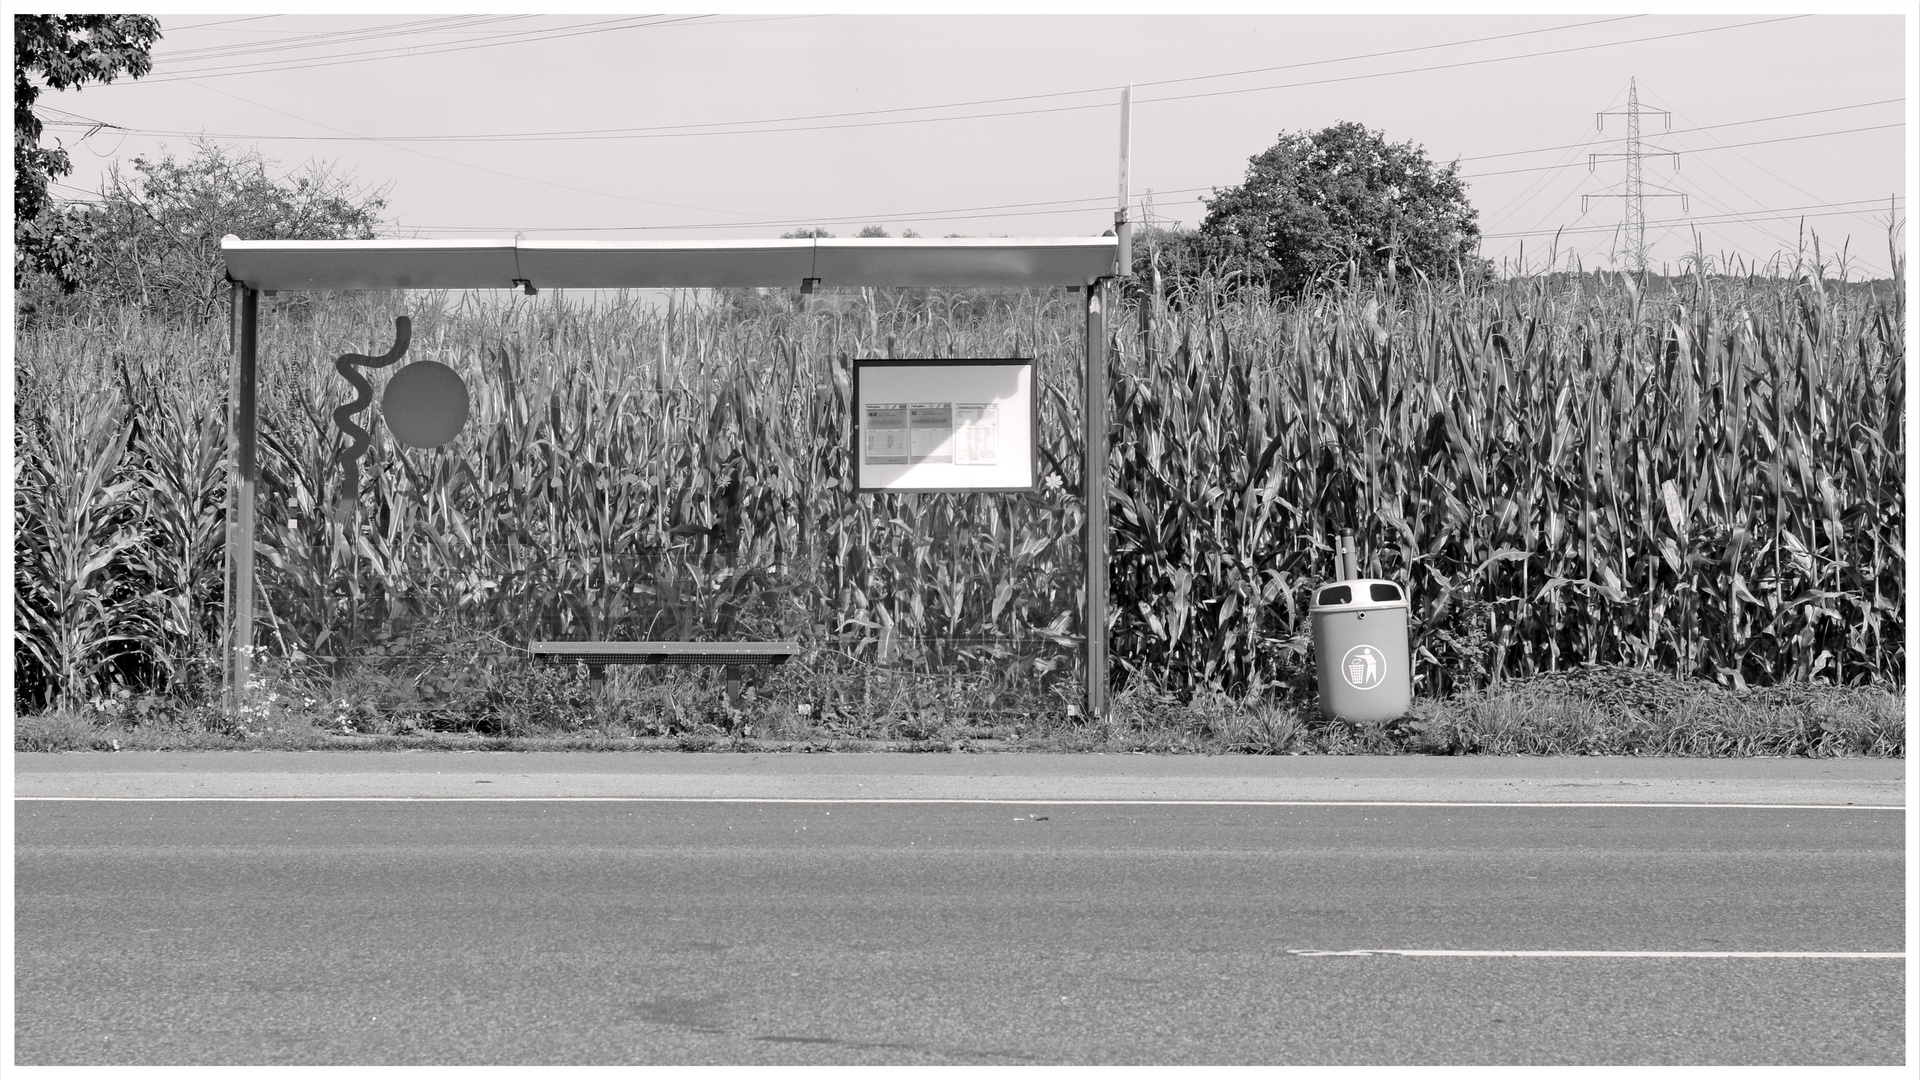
[529,640,800,707]
[529,640,800,668]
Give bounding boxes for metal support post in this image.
[1083,281,1109,719]
[1116,84,1132,275]
[231,284,259,707]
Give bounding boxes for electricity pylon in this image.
[1584,77,1688,274]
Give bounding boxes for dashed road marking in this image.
[1288,949,1905,958]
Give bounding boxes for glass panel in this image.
[1317,585,1351,606]
[1369,583,1403,602]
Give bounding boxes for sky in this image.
[28,3,1918,279]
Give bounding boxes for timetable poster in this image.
[864,403,908,463]
[853,361,1035,492]
[907,403,954,464]
[953,403,1000,466]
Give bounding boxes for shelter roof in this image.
[220,235,1119,292]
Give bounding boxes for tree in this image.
[62,141,389,323]
[15,14,161,292]
[1199,121,1485,298]
[1126,224,1217,309]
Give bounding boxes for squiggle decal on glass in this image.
[332,316,411,516]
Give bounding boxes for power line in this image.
[1638,84,1901,238]
[42,82,1901,251]
[1643,177,1799,256]
[1480,197,1904,240]
[154,16,280,34]
[164,73,784,222]
[155,15,534,62]
[156,18,540,67]
[76,15,1807,142]
[117,15,1645,133]
[153,13,819,67]
[57,176,1893,240]
[394,194,1901,239]
[43,91,1901,244]
[129,16,716,82]
[1458,97,1902,161]
[53,136,1898,264]
[1137,15,1647,87]
[401,197,1136,235]
[152,15,665,68]
[43,113,1892,229]
[1482,110,1620,270]
[713,15,1805,144]
[39,108,1214,229]
[1637,141,1804,254]
[45,13,1842,257]
[48,96,1902,188]
[158,12,1642,86]
[1539,79,1899,270]
[72,16,1646,142]
[40,15,1891,254]
[1460,123,1902,179]
[57,20,1700,232]
[1131,17,1811,113]
[1478,97,1619,235]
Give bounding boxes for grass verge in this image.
[14,664,1903,757]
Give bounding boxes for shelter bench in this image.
[529,640,800,706]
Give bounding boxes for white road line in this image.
[12,796,1904,809]
[1289,949,1906,958]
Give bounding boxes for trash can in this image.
[1310,578,1412,723]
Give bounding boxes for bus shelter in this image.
[219,233,1121,718]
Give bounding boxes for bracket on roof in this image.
[512,278,538,295]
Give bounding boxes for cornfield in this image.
[12,258,1905,715]
[1111,262,1904,696]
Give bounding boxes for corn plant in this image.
[13,391,156,710]
[119,363,230,699]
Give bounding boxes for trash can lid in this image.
[1309,578,1408,612]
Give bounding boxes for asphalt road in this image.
[12,753,1910,1066]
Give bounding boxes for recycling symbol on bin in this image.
[1341,644,1387,690]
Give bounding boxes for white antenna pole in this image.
[1115,85,1131,275]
